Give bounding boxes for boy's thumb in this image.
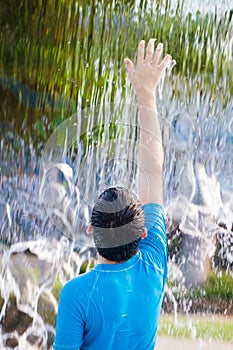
[124,58,134,72]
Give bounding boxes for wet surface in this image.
[157,335,233,350]
[0,0,233,348]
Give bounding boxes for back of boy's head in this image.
[91,187,145,262]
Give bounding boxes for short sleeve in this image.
[139,203,168,277]
[53,280,85,350]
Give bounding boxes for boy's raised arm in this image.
[124,39,171,205]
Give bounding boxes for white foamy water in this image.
[0,2,233,348]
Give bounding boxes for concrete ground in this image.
[156,336,233,350]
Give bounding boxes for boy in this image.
[54,38,172,350]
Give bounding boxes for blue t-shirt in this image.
[54,203,167,350]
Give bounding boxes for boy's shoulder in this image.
[62,268,98,295]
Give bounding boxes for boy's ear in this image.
[141,228,147,239]
[86,223,93,235]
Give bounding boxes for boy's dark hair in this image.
[91,187,145,262]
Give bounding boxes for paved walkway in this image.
[156,336,233,350]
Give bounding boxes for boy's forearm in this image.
[137,92,164,205]
[124,39,171,205]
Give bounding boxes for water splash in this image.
[0,0,233,348]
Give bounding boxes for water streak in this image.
[0,0,233,348]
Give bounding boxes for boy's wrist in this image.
[136,91,156,109]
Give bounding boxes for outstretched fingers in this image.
[153,43,163,66]
[145,38,156,62]
[124,57,135,80]
[158,54,172,71]
[137,40,145,65]
[124,39,172,89]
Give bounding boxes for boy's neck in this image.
[97,254,118,264]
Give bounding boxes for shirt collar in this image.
[93,252,140,272]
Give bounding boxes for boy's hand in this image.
[124,39,171,105]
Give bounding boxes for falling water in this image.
[0,0,233,349]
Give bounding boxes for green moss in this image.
[167,272,233,301]
[1,1,232,148]
[158,314,233,341]
[190,273,233,301]
[37,295,56,327]
[80,260,95,274]
[51,275,63,301]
